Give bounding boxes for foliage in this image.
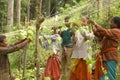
[0,0,7,32]
[1,0,120,79]
[8,23,54,79]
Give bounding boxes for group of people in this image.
[42,15,120,80]
[0,35,31,80]
[60,16,94,80]
[60,16,120,80]
[1,15,120,80]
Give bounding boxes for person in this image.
[70,16,94,80]
[40,26,62,52]
[60,16,80,80]
[42,46,61,80]
[0,34,31,80]
[88,16,120,80]
[41,26,62,80]
[60,16,75,80]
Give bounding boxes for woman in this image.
[0,34,30,80]
[89,16,120,80]
[70,16,94,80]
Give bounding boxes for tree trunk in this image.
[64,0,68,7]
[22,44,28,80]
[37,0,42,15]
[27,0,30,23]
[106,0,111,20]
[18,51,22,72]
[35,0,44,80]
[35,17,44,80]
[48,0,51,17]
[16,0,21,26]
[97,0,102,19]
[7,0,14,32]
[51,0,56,16]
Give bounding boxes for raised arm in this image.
[92,20,119,39]
[83,31,94,40]
[88,19,110,37]
[0,38,30,55]
[72,22,80,28]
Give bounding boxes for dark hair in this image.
[112,16,120,28]
[0,34,6,42]
[64,16,71,21]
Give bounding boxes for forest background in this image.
[0,0,120,80]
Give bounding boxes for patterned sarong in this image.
[42,53,60,80]
[94,48,116,80]
[70,59,91,80]
[100,60,117,80]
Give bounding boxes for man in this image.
[89,16,120,80]
[70,16,94,80]
[0,34,31,80]
[60,16,76,80]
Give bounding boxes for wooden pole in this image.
[35,0,44,80]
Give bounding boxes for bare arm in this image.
[72,22,80,28]
[0,38,30,55]
[89,19,118,39]
[83,31,94,40]
[88,19,107,37]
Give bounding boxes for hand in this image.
[81,32,86,37]
[65,22,71,27]
[72,22,80,27]
[27,38,31,43]
[58,26,62,29]
[62,46,67,58]
[58,31,61,35]
[88,19,95,25]
[93,28,96,32]
[51,26,56,30]
[14,38,27,45]
[86,17,95,24]
[72,22,76,26]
